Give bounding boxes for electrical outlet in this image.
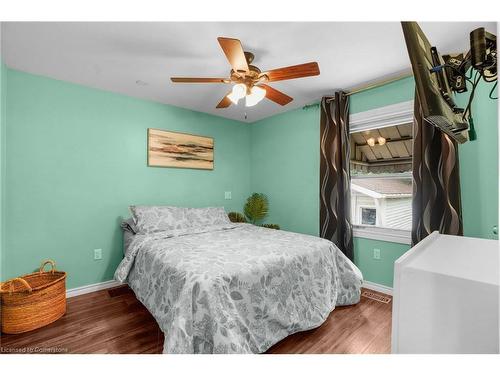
[94,248,102,260]
[373,248,381,260]
[224,191,232,200]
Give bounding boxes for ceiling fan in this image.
[170,37,320,109]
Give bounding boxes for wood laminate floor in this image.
[0,286,392,354]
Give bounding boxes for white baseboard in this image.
[66,279,122,298]
[363,280,393,296]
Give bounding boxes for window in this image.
[348,100,414,244]
[361,207,377,225]
[349,122,413,237]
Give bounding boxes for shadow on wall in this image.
[108,216,126,281]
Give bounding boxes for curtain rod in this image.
[303,70,413,108]
[345,70,413,97]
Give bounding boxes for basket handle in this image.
[4,277,33,293]
[39,259,56,274]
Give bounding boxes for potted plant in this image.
[228,193,280,230]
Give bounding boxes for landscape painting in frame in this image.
[148,128,214,170]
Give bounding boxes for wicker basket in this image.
[0,260,67,334]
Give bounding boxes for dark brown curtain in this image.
[319,92,353,260]
[412,93,463,245]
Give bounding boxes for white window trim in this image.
[353,225,411,245]
[352,183,384,199]
[349,100,414,245]
[351,173,412,180]
[349,100,414,133]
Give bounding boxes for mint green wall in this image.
[0,60,6,282]
[349,76,415,113]
[250,107,320,236]
[2,67,498,290]
[457,79,498,240]
[3,69,251,289]
[353,238,411,287]
[251,76,498,287]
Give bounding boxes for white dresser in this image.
[391,231,499,353]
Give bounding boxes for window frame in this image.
[349,100,414,245]
[359,206,377,226]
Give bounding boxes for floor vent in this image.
[362,290,392,304]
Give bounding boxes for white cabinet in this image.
[391,231,499,353]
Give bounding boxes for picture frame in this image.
[147,128,214,170]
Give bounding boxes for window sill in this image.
[353,225,411,245]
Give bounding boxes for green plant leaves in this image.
[227,212,247,223]
[243,193,269,224]
[229,193,279,229]
[260,223,280,230]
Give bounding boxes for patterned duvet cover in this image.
[115,223,362,353]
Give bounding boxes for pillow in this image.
[129,206,189,234]
[129,206,230,234]
[121,218,138,234]
[186,207,231,227]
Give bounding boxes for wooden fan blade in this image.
[260,84,293,106]
[171,77,229,83]
[262,62,320,82]
[216,93,232,109]
[217,37,249,73]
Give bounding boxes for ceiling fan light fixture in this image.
[170,37,320,109]
[228,83,247,104]
[377,136,386,146]
[245,86,266,107]
[367,137,376,147]
[227,92,240,105]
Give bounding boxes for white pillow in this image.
[129,205,229,234]
[186,207,231,227]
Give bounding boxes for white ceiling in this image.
[2,22,496,123]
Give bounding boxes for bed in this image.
[115,206,363,354]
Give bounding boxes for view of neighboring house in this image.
[351,176,412,230]
[349,123,413,231]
